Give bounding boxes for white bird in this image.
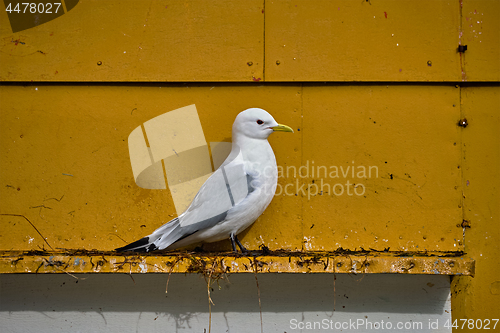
[116,108,293,253]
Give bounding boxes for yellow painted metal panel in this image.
[0,85,303,252]
[0,251,475,276]
[461,0,500,81]
[265,0,461,82]
[2,1,496,83]
[0,0,264,82]
[301,85,463,252]
[0,84,465,255]
[451,87,500,325]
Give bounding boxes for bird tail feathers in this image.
[115,217,180,253]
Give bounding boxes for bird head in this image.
[233,108,294,140]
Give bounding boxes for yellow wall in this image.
[0,0,498,329]
[0,84,466,253]
[451,87,500,328]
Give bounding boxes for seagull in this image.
[116,108,293,253]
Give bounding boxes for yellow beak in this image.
[272,123,294,133]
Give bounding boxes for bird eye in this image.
[256,119,264,125]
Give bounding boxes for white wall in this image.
[0,273,451,332]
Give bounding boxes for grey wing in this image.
[178,159,250,232]
[143,166,241,251]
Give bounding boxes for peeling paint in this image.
[0,251,475,276]
[138,262,148,273]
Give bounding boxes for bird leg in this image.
[234,235,248,253]
[230,233,237,252]
[230,233,248,254]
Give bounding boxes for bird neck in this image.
[232,135,276,174]
[233,134,269,154]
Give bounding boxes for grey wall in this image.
[0,273,451,332]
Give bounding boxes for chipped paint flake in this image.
[139,262,148,273]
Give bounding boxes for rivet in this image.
[247,61,253,66]
[427,60,432,66]
[276,60,281,65]
[449,261,455,267]
[458,118,468,128]
[97,61,102,66]
[336,262,342,268]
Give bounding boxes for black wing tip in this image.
[115,237,158,253]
